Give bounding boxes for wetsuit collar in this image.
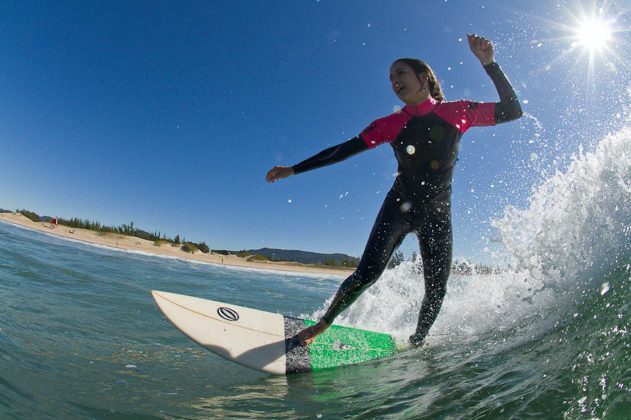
[403,96,439,117]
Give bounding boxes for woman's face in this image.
[389,61,428,105]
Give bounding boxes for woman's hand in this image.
[266,166,295,183]
[467,33,494,66]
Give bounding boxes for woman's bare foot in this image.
[294,320,330,346]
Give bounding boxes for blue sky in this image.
[1,0,630,261]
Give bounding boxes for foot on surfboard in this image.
[409,333,425,347]
[293,320,330,347]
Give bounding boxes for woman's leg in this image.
[296,197,412,345]
[410,197,453,346]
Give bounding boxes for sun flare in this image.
[556,0,630,85]
[573,16,613,53]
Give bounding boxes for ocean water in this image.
[1,129,630,418]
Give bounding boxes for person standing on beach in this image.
[266,34,522,347]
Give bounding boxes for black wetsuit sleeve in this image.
[292,136,369,175]
[484,62,523,123]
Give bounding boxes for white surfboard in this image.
[152,290,397,374]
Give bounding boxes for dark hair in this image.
[393,58,444,101]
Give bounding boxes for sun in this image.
[558,0,629,85]
[572,15,614,54]
[521,0,629,92]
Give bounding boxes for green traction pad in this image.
[304,319,397,371]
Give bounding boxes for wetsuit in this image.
[292,62,522,346]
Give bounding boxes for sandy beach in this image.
[0,212,352,277]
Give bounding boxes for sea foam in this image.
[493,127,631,287]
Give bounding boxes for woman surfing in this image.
[266,34,523,347]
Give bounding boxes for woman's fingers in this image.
[468,33,491,50]
[467,33,494,64]
[266,166,294,183]
[266,167,279,182]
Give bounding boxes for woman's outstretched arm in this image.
[467,33,523,123]
[266,136,369,183]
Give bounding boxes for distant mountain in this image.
[243,247,358,266]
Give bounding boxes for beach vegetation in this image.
[212,249,232,256]
[340,256,360,268]
[181,243,198,254]
[211,248,360,268]
[248,254,270,262]
[323,257,337,266]
[134,229,156,241]
[52,216,189,249]
[197,242,210,253]
[322,256,359,268]
[387,251,405,269]
[326,254,360,267]
[18,209,41,223]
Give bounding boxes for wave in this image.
[492,126,631,289]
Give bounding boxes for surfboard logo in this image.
[332,340,353,351]
[217,307,239,321]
